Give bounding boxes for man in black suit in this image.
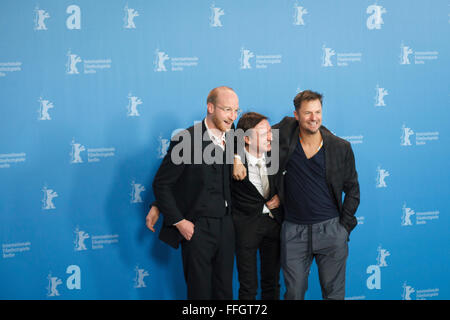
[231,112,283,300]
[149,86,240,300]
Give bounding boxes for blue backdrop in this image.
[1,0,448,300]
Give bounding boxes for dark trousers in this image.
[181,214,235,300]
[234,214,281,300]
[281,217,348,300]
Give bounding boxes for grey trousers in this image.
[281,217,349,300]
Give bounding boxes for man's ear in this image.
[207,102,215,115]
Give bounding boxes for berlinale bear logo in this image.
[124,5,139,29]
[210,4,224,27]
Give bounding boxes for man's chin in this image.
[304,128,320,135]
[222,124,233,132]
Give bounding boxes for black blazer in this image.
[231,152,284,225]
[152,120,234,249]
[272,116,360,235]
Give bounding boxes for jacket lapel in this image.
[201,119,213,150]
[287,125,300,164]
[265,150,276,197]
[319,126,341,208]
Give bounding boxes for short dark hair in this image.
[293,90,323,111]
[237,112,268,131]
[206,86,235,105]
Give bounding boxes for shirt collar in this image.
[204,119,226,146]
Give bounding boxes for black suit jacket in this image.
[231,152,284,226]
[272,116,360,235]
[152,120,234,249]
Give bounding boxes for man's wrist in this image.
[173,219,184,226]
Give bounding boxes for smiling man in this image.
[274,90,360,300]
[151,86,240,299]
[231,112,283,300]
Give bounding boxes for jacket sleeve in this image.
[152,138,186,226]
[341,144,360,232]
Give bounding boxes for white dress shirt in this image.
[244,149,271,214]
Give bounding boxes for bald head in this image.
[206,86,236,106]
[206,86,239,132]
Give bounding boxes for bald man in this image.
[151,86,240,299]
